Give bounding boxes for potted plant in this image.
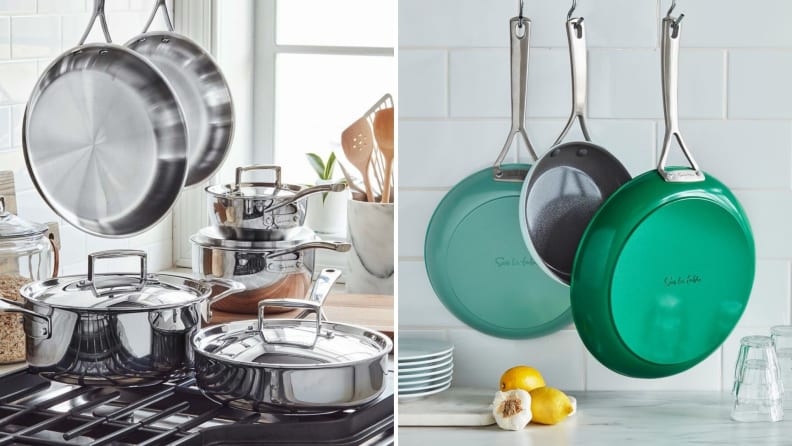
[304,152,349,235]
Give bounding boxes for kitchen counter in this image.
[399,391,791,445]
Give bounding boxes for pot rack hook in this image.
[567,0,577,21]
[666,0,677,19]
[517,0,525,28]
[665,0,684,37]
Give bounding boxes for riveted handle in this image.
[0,297,52,340]
[79,0,112,45]
[141,0,175,33]
[554,18,592,146]
[658,16,704,183]
[494,16,537,182]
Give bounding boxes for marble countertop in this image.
[399,391,791,445]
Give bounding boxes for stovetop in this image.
[0,369,394,446]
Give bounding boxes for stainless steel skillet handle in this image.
[0,297,52,340]
[79,0,112,45]
[141,0,175,33]
[268,241,352,259]
[258,268,342,348]
[494,17,538,183]
[266,182,348,213]
[202,277,244,321]
[658,16,704,183]
[553,17,592,146]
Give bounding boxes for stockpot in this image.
[206,165,346,241]
[0,250,243,387]
[191,268,392,412]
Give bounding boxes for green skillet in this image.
[570,15,755,378]
[425,17,569,339]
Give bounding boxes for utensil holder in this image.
[346,200,393,295]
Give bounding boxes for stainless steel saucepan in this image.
[0,250,243,387]
[191,268,392,412]
[23,0,189,237]
[191,226,351,314]
[127,0,234,187]
[206,165,347,241]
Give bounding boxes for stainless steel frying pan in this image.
[127,0,234,187]
[23,0,188,237]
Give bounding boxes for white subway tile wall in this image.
[0,0,174,274]
[399,0,792,391]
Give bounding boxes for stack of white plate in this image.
[398,338,454,399]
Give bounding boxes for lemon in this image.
[529,387,573,425]
[499,366,545,392]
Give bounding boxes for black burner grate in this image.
[0,370,393,446]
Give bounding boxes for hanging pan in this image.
[519,8,631,285]
[425,15,569,339]
[570,10,755,378]
[127,0,234,187]
[23,0,188,237]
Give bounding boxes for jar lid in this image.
[0,197,47,239]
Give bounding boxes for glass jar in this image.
[0,196,58,364]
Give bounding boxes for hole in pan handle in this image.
[494,17,538,182]
[658,14,703,183]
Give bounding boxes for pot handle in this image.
[0,297,52,340]
[141,0,175,33]
[79,0,112,45]
[235,165,282,189]
[257,268,342,348]
[263,182,347,213]
[87,250,148,295]
[201,278,245,322]
[658,13,704,183]
[269,241,351,259]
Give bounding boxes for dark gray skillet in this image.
[518,16,631,286]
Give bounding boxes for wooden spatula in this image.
[342,118,376,203]
[373,107,394,203]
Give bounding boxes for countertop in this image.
[399,391,791,445]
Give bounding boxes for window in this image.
[257,0,396,184]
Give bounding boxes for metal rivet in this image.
[578,148,588,157]
[99,50,109,55]
[161,38,170,43]
[551,149,561,157]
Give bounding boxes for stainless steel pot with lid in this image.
[0,250,243,386]
[192,268,392,412]
[206,165,347,241]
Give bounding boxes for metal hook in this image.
[567,0,577,21]
[517,0,525,28]
[665,0,684,38]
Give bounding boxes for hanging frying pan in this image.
[519,14,630,286]
[127,0,234,187]
[23,0,188,237]
[570,13,755,378]
[425,16,569,339]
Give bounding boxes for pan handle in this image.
[202,278,244,322]
[658,15,704,183]
[0,297,52,340]
[268,241,352,260]
[141,0,175,34]
[494,16,538,183]
[79,0,112,45]
[263,182,348,213]
[257,268,342,348]
[553,17,592,146]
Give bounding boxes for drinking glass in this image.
[731,335,783,422]
[771,325,792,410]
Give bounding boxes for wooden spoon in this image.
[373,107,394,203]
[342,118,376,203]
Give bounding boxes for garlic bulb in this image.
[492,389,532,430]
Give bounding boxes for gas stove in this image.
[0,369,394,445]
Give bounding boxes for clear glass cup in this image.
[731,335,784,422]
[771,326,792,410]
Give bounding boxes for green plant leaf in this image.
[321,191,329,204]
[324,152,337,180]
[306,153,326,179]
